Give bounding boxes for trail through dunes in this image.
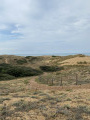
[29,76,90,91]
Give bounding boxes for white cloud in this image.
[0,24,8,30]
[0,0,90,54]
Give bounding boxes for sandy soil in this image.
[60,56,90,65]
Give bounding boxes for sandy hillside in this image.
[60,56,90,66]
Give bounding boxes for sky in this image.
[0,0,90,55]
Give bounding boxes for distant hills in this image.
[0,54,88,69]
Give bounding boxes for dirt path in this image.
[29,77,90,91]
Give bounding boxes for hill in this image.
[0,54,90,120]
[0,54,87,68]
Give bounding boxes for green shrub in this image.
[0,67,2,72]
[7,67,42,77]
[52,55,57,57]
[77,61,87,64]
[0,74,15,81]
[25,56,37,60]
[0,63,43,80]
[40,65,64,72]
[6,67,23,77]
[25,56,41,63]
[16,59,27,64]
[0,63,12,70]
[24,80,29,85]
[0,63,12,74]
[0,57,3,59]
[25,56,32,59]
[13,100,38,112]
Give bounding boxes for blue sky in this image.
[0,0,90,55]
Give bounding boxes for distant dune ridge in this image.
[0,54,89,68]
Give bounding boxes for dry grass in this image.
[0,76,90,120]
[60,56,90,66]
[0,54,88,68]
[0,54,90,119]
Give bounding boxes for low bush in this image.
[13,100,39,112]
[6,67,42,77]
[77,61,87,64]
[25,56,32,59]
[23,80,29,85]
[16,59,27,64]
[0,74,15,81]
[52,55,57,57]
[40,65,64,72]
[0,63,43,80]
[25,56,38,61]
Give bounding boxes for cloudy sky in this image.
[0,0,90,55]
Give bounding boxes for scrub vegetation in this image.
[0,54,90,120]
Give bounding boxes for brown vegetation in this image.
[0,54,90,120]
